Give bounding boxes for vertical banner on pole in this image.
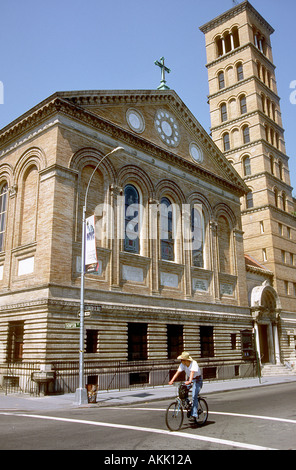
[85,215,98,273]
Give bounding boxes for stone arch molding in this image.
[69,147,117,183]
[251,281,281,313]
[14,147,47,183]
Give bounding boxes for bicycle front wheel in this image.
[195,398,208,426]
[165,401,184,431]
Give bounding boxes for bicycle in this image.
[165,382,208,431]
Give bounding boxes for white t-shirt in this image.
[178,360,201,379]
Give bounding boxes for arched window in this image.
[278,160,283,180]
[220,103,228,122]
[266,98,270,117]
[160,197,174,261]
[270,155,274,175]
[216,37,223,57]
[224,32,231,54]
[272,103,276,122]
[246,191,254,209]
[257,61,261,79]
[240,95,247,114]
[265,125,269,142]
[274,187,278,208]
[236,63,244,81]
[124,184,140,253]
[231,27,240,48]
[267,71,271,89]
[218,72,225,90]
[261,93,266,113]
[223,133,230,151]
[243,156,251,176]
[262,66,266,84]
[191,207,204,268]
[282,192,287,212]
[0,183,8,252]
[270,128,274,146]
[242,125,250,144]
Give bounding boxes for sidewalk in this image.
[1,375,296,412]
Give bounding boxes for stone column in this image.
[210,221,219,300]
[268,322,275,364]
[222,37,226,55]
[254,321,261,364]
[230,33,235,51]
[110,184,123,290]
[149,197,160,295]
[273,323,281,364]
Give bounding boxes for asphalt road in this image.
[1,382,296,452]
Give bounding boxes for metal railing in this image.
[0,358,258,395]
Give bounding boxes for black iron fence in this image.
[0,358,258,395]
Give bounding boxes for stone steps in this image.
[261,363,296,376]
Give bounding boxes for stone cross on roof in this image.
[154,57,171,90]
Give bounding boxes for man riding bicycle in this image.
[168,351,203,423]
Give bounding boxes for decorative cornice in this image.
[243,171,293,193]
[242,203,296,223]
[199,1,274,35]
[208,75,280,105]
[0,90,248,197]
[0,297,251,322]
[223,138,290,162]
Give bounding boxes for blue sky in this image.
[1,0,296,189]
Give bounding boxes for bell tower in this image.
[200,1,296,319]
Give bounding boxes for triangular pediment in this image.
[58,89,247,194]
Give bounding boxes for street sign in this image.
[77,311,91,318]
[65,322,80,329]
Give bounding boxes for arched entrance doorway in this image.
[251,282,281,365]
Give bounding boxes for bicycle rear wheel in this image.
[165,401,184,431]
[195,398,208,426]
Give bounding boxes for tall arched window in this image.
[278,160,283,180]
[270,155,274,175]
[246,191,254,209]
[160,197,174,261]
[191,207,204,268]
[218,71,225,90]
[0,183,8,252]
[236,63,244,81]
[261,93,266,113]
[242,125,250,144]
[243,156,251,176]
[240,95,247,114]
[124,184,140,253]
[220,103,228,122]
[282,192,287,212]
[216,37,223,57]
[270,128,274,146]
[274,187,278,208]
[223,133,230,151]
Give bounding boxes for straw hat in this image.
[177,351,193,361]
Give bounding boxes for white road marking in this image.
[0,411,275,450]
[108,407,296,425]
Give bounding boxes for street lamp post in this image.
[75,146,123,405]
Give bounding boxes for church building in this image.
[0,0,295,392]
